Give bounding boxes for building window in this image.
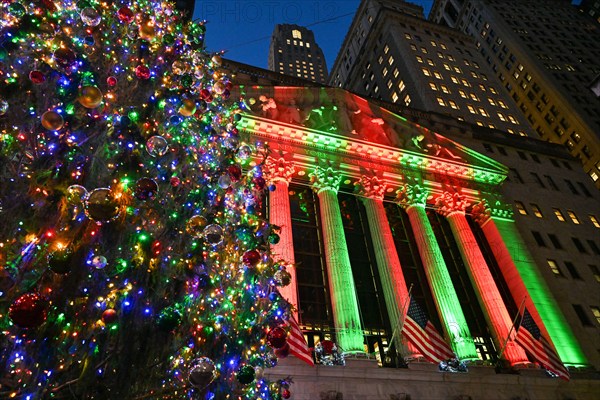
[478,107,489,117]
[553,209,566,222]
[382,67,388,76]
[544,175,558,190]
[590,265,600,283]
[391,92,399,103]
[388,55,395,65]
[590,215,600,228]
[384,44,389,54]
[422,68,431,77]
[459,89,467,98]
[497,112,506,121]
[393,68,399,78]
[564,180,579,195]
[532,231,546,247]
[591,307,600,325]
[398,80,406,92]
[572,304,593,326]
[548,234,562,250]
[509,168,523,183]
[440,84,450,93]
[467,105,477,114]
[530,172,546,188]
[405,33,412,40]
[378,56,384,64]
[587,240,600,256]
[530,204,543,218]
[292,29,302,39]
[577,182,592,197]
[437,97,446,107]
[404,94,411,106]
[572,237,587,253]
[448,100,459,110]
[567,210,580,224]
[416,55,424,63]
[429,82,438,91]
[547,259,563,276]
[564,262,581,280]
[433,71,443,80]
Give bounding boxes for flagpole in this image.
[497,297,527,363]
[388,284,413,363]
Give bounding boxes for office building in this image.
[579,0,600,23]
[429,0,600,187]
[329,0,534,137]
[268,24,328,84]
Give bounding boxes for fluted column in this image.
[310,166,364,353]
[435,192,528,366]
[355,176,420,359]
[472,200,588,366]
[396,184,478,360]
[263,157,298,319]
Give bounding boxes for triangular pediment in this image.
[237,86,507,185]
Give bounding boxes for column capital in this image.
[435,191,469,217]
[263,157,295,184]
[310,166,342,194]
[480,196,515,222]
[396,183,428,208]
[471,200,492,226]
[355,175,386,201]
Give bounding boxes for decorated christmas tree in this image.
[0,1,294,398]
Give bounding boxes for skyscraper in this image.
[268,24,328,84]
[429,0,600,187]
[329,0,534,138]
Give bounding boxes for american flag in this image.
[515,307,570,380]
[287,315,315,366]
[402,297,455,363]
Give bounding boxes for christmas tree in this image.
[0,1,294,398]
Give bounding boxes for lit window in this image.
[531,204,543,218]
[480,73,487,80]
[471,71,478,78]
[429,82,438,91]
[427,59,435,66]
[459,89,467,98]
[448,100,459,109]
[508,115,518,124]
[378,56,384,64]
[489,86,498,94]
[547,259,563,276]
[398,80,406,91]
[422,68,431,77]
[440,43,447,49]
[468,105,477,114]
[437,51,444,59]
[476,121,484,126]
[470,93,480,101]
[416,55,424,63]
[433,71,443,80]
[498,100,507,108]
[590,215,600,228]
[454,66,462,73]
[590,265,600,283]
[286,39,291,44]
[451,76,459,84]
[448,54,455,61]
[443,63,451,71]
[437,97,446,106]
[515,201,527,215]
[461,78,471,87]
[388,55,395,65]
[306,42,310,48]
[591,307,600,325]
[554,209,566,222]
[404,94,411,105]
[497,112,506,121]
[430,40,437,47]
[410,44,417,51]
[440,84,450,94]
[387,79,393,89]
[374,85,379,93]
[405,33,412,40]
[479,108,489,117]
[299,41,304,46]
[292,29,302,39]
[393,68,399,78]
[384,44,390,54]
[421,47,428,53]
[392,92,399,103]
[479,84,486,91]
[383,67,388,76]
[567,210,580,224]
[488,98,496,106]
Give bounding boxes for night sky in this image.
[193,0,435,72]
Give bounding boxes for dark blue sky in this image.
[193,0,434,71]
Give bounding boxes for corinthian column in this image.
[396,184,478,360]
[355,176,420,359]
[472,200,588,366]
[263,157,298,318]
[435,192,528,366]
[310,166,364,353]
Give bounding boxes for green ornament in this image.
[48,248,74,274]
[236,365,255,385]
[180,74,193,88]
[163,34,175,45]
[156,307,182,331]
[8,3,26,18]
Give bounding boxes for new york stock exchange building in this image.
[224,61,600,400]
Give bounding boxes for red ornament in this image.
[170,177,181,187]
[9,293,47,328]
[281,388,291,399]
[135,65,151,80]
[199,88,212,102]
[29,70,46,84]
[320,339,335,355]
[102,308,118,324]
[227,165,242,181]
[267,327,287,349]
[242,249,261,266]
[117,7,135,23]
[53,47,76,69]
[274,343,290,358]
[253,176,266,190]
[107,76,117,86]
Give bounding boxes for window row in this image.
[532,230,600,255]
[515,202,599,227]
[507,169,592,197]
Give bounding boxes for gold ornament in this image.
[78,86,103,108]
[41,110,64,131]
[179,99,196,117]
